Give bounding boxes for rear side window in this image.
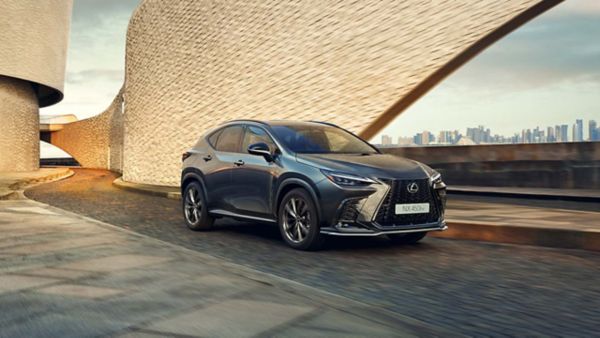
[207,129,223,148]
[215,125,243,152]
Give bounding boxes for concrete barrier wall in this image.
[381,143,600,189]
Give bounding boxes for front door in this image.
[230,125,279,218]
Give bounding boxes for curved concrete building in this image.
[43,89,125,171]
[0,0,72,171]
[49,0,560,185]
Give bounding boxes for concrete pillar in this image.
[0,76,40,172]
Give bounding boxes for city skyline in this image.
[372,0,600,143]
[378,118,600,146]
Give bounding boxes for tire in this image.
[278,188,324,251]
[182,181,214,231]
[388,232,427,245]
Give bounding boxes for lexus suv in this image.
[181,120,447,250]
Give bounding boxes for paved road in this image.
[26,169,600,336]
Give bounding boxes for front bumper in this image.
[318,176,447,237]
[320,221,447,237]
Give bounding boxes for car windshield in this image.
[270,124,379,154]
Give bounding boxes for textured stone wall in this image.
[0,0,72,106]
[121,0,560,186]
[0,76,39,171]
[0,0,71,172]
[46,89,124,170]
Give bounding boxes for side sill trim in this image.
[209,209,277,223]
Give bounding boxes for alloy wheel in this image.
[184,185,202,225]
[282,197,311,243]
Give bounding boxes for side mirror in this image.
[247,142,273,162]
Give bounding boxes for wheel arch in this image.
[275,177,322,223]
[181,168,208,200]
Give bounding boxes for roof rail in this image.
[224,119,267,125]
[308,120,339,127]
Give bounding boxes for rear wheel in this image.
[183,181,214,231]
[278,188,324,251]
[388,232,427,245]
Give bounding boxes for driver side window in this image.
[242,126,276,153]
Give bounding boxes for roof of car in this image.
[226,120,338,127]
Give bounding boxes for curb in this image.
[113,177,181,200]
[433,220,600,252]
[1,168,74,200]
[111,177,600,252]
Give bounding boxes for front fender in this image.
[274,176,323,223]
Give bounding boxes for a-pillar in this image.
[0,75,40,172]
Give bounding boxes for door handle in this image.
[203,155,212,161]
[234,160,245,166]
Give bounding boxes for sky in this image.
[42,0,599,156]
[374,0,600,141]
[41,0,140,119]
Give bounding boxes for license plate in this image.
[395,203,430,215]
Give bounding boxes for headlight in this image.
[430,171,441,183]
[429,170,446,189]
[321,169,375,187]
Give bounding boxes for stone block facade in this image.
[0,76,39,171]
[0,0,72,172]
[46,0,560,185]
[45,89,124,171]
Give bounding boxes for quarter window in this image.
[207,128,223,148]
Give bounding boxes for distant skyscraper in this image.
[397,136,413,146]
[574,119,584,142]
[437,130,460,144]
[381,134,392,145]
[413,133,422,145]
[422,130,432,145]
[589,120,598,141]
[560,124,569,142]
[547,126,555,142]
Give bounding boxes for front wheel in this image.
[278,188,324,251]
[182,181,214,231]
[388,232,427,245]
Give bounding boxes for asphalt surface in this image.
[26,169,600,336]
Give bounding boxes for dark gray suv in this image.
[181,120,447,250]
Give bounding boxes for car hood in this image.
[296,153,430,180]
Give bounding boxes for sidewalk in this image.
[0,167,73,200]
[114,177,600,251]
[434,199,600,251]
[0,198,448,337]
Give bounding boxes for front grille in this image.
[375,179,440,227]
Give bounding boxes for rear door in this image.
[204,125,244,212]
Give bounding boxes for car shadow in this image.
[212,219,435,252]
